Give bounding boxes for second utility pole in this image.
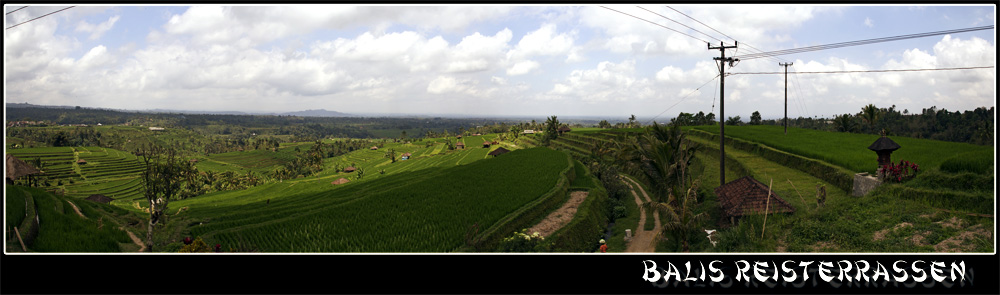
[780,62,793,134]
[709,41,737,186]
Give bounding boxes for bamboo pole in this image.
[761,179,772,239]
[14,227,27,251]
[787,179,807,205]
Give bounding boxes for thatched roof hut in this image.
[77,159,87,164]
[482,142,491,148]
[331,178,351,185]
[488,147,510,157]
[344,167,356,173]
[456,142,465,149]
[6,154,40,183]
[457,135,462,139]
[557,126,572,134]
[714,176,795,222]
[868,135,901,167]
[370,146,379,150]
[85,194,114,204]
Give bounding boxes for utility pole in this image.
[780,62,793,135]
[709,41,737,186]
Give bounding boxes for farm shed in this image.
[557,126,572,135]
[456,142,465,149]
[77,159,87,164]
[370,146,379,150]
[867,135,901,167]
[482,142,491,148]
[344,167,357,173]
[488,147,510,157]
[714,176,795,224]
[401,153,412,160]
[457,135,462,139]
[189,159,199,163]
[85,194,114,204]
[522,130,535,134]
[6,154,40,185]
[331,178,351,185]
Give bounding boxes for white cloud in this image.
[507,60,540,76]
[76,15,120,40]
[864,17,873,28]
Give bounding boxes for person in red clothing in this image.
[599,239,608,253]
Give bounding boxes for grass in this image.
[685,130,993,253]
[690,125,994,174]
[8,186,134,252]
[163,147,570,252]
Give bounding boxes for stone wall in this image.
[852,172,882,197]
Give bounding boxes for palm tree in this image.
[642,180,706,252]
[861,104,881,133]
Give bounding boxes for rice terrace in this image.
[3,5,996,255]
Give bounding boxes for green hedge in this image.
[14,187,40,247]
[473,151,575,251]
[689,129,854,192]
[881,185,994,214]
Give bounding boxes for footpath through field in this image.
[527,191,589,238]
[623,176,660,253]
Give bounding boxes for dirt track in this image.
[623,177,661,253]
[528,191,590,238]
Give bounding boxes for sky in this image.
[3,4,996,120]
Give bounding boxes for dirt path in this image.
[527,191,589,238]
[66,201,86,219]
[122,227,146,252]
[623,176,661,253]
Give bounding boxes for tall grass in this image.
[690,125,993,174]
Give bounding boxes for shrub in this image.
[878,160,919,183]
[497,229,547,252]
[178,237,213,253]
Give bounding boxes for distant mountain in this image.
[5,102,76,109]
[278,109,351,117]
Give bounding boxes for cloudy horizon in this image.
[4,4,996,120]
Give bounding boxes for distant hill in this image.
[278,109,351,117]
[6,103,352,117]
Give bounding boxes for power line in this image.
[6,6,28,15]
[728,66,995,75]
[736,26,995,60]
[6,6,74,30]
[646,74,721,125]
[663,5,791,65]
[600,5,712,44]
[636,6,723,43]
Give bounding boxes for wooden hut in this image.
[868,135,901,167]
[331,178,351,185]
[344,167,357,173]
[456,142,465,149]
[482,142,491,148]
[714,176,795,224]
[401,153,412,160]
[557,126,572,135]
[85,194,114,204]
[488,147,510,157]
[6,154,40,185]
[457,135,462,139]
[77,159,87,164]
[370,146,379,150]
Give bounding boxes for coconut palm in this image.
[861,104,881,133]
[641,180,706,252]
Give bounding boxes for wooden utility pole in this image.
[780,62,793,134]
[709,41,737,186]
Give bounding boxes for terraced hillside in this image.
[168,147,574,252]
